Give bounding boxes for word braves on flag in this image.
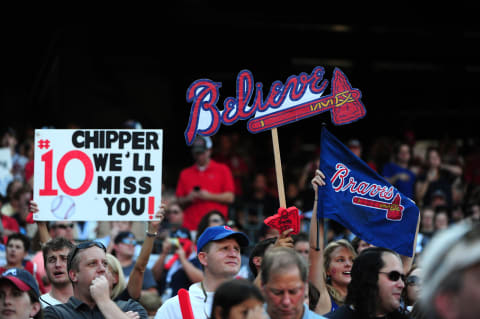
[184,67,366,145]
[318,127,419,257]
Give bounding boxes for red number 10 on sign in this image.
[39,150,94,197]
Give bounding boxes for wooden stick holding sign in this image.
[184,67,366,234]
[271,127,286,208]
[266,128,301,235]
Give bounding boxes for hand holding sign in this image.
[34,129,163,221]
[264,206,301,236]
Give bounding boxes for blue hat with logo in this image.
[197,225,250,252]
[0,268,40,297]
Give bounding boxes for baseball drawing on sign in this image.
[50,195,76,219]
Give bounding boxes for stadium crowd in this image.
[0,123,480,319]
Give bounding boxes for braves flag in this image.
[318,127,419,257]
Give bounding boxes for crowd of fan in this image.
[1,124,480,319]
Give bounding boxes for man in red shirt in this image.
[176,136,235,232]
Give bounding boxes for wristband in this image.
[146,231,157,238]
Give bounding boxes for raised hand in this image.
[90,275,110,303]
[311,169,326,194]
[274,228,294,248]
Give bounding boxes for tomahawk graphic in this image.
[352,193,404,221]
[247,68,366,133]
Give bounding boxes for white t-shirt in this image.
[39,293,62,308]
[154,282,214,319]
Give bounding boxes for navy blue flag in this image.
[318,127,419,257]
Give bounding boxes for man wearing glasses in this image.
[44,240,148,319]
[325,247,409,318]
[113,231,157,295]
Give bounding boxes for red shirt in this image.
[213,153,249,196]
[176,160,234,230]
[1,215,20,244]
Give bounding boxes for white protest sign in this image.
[33,129,163,221]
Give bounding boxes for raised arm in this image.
[308,170,332,315]
[127,205,165,299]
[401,214,420,274]
[175,244,203,283]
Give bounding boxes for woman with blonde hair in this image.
[106,253,127,300]
[309,170,357,315]
[321,239,357,310]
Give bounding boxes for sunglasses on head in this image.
[406,275,421,286]
[67,241,106,271]
[53,223,74,229]
[379,270,406,282]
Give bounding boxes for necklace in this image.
[200,281,210,319]
[200,281,208,302]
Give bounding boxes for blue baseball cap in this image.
[197,225,250,252]
[0,268,40,297]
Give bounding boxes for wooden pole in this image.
[271,127,286,208]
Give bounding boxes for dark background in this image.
[1,7,478,188]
